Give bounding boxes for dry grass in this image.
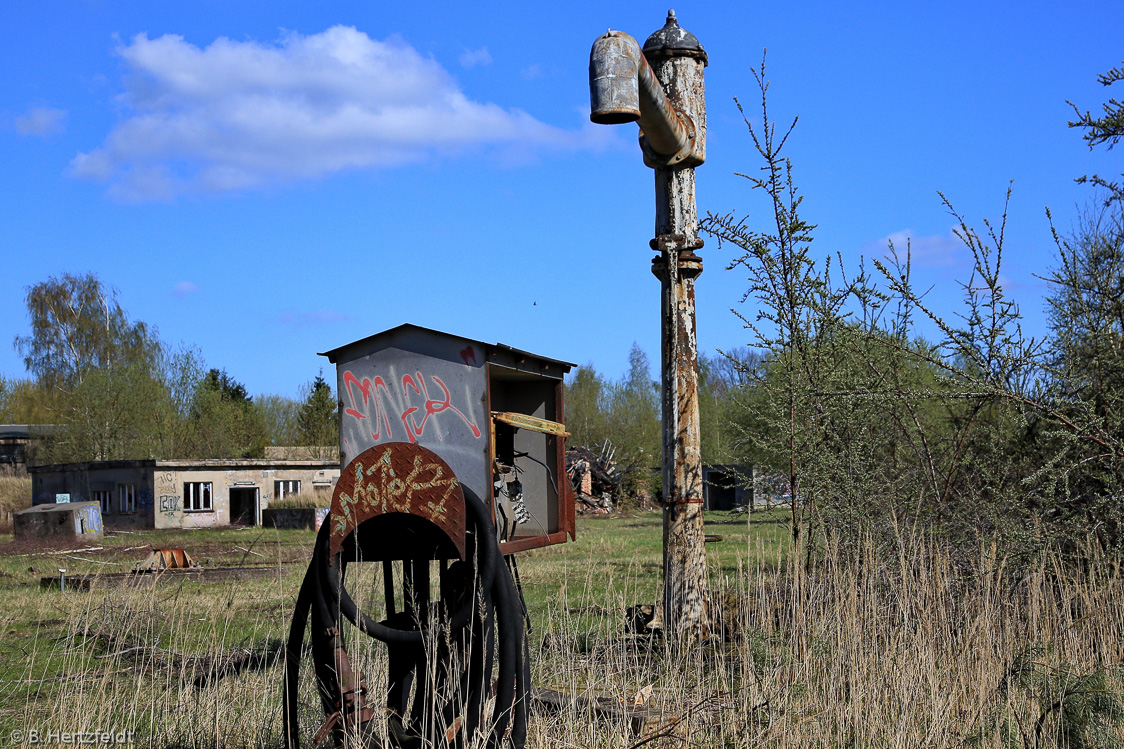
[266,492,331,510]
[0,476,31,514]
[1,519,1122,748]
[524,535,1124,748]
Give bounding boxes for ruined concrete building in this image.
[29,457,339,530]
[14,501,102,540]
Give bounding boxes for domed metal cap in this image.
[643,9,707,63]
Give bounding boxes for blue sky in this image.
[2,1,1121,398]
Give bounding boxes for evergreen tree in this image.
[297,374,338,447]
[201,368,251,404]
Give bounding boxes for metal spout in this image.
[589,31,695,163]
[589,32,642,124]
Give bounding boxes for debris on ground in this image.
[625,603,663,635]
[134,548,201,572]
[566,443,620,513]
[626,591,755,642]
[531,686,657,736]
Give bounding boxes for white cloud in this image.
[868,228,965,269]
[459,47,492,68]
[71,26,601,201]
[15,106,66,136]
[172,281,200,297]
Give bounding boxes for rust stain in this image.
[329,442,466,562]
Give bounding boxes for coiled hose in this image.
[283,488,528,748]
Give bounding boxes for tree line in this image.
[0,272,337,464]
[564,58,1124,565]
[563,340,762,501]
[693,56,1124,564]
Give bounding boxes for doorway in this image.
[229,487,259,526]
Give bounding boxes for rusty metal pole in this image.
[589,10,708,641]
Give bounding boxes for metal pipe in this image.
[589,31,696,164]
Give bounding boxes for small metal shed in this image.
[320,324,576,554]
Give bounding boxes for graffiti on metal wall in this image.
[343,369,481,445]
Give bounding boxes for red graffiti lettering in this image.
[343,368,482,445]
[400,373,423,444]
[460,346,477,366]
[426,375,482,438]
[343,371,394,441]
[400,372,482,440]
[342,371,367,420]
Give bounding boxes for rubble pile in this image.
[566,444,621,514]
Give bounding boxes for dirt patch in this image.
[0,536,95,557]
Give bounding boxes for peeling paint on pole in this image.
[589,10,709,641]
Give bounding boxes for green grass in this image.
[0,524,312,722]
[519,509,790,629]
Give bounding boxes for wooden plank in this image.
[531,686,658,736]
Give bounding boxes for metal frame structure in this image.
[284,325,574,748]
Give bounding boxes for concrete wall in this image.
[32,464,154,530]
[14,501,103,540]
[152,464,338,530]
[263,446,337,460]
[32,460,339,530]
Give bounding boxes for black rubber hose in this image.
[282,560,313,749]
[463,592,495,740]
[284,521,344,749]
[486,552,526,749]
[512,630,531,747]
[285,488,527,749]
[321,490,498,645]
